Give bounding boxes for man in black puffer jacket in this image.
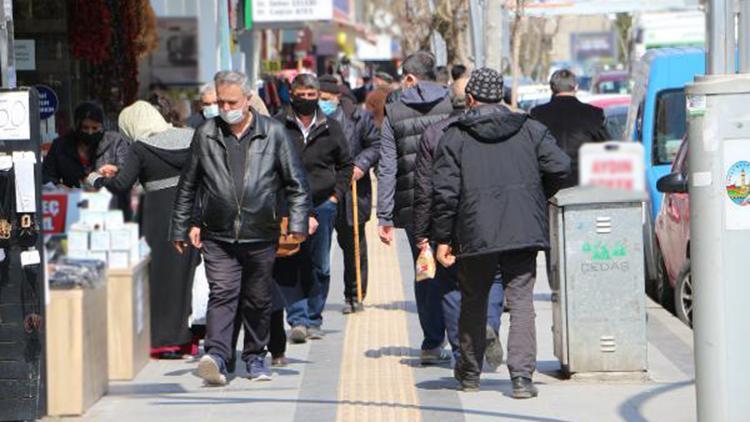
[376,51,454,364]
[432,68,570,398]
[171,71,310,386]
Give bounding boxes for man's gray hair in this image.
[214,70,253,95]
[199,82,215,96]
[550,69,577,95]
[292,73,320,91]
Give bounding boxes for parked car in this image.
[655,138,691,326]
[592,70,630,94]
[585,94,631,140]
[626,47,704,296]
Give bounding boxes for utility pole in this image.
[689,1,750,421]
[510,0,525,109]
[0,0,15,88]
[484,0,504,72]
[469,0,485,68]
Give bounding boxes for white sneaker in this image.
[196,355,227,386]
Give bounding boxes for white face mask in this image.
[220,108,245,125]
[202,104,219,119]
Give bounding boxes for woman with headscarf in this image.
[88,100,198,359]
[43,101,129,187]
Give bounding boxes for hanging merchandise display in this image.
[0,88,45,421]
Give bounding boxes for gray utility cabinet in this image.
[549,186,649,375]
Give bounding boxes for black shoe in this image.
[342,302,355,315]
[453,365,480,392]
[511,377,538,399]
[352,301,364,312]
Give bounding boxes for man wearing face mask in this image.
[43,101,130,188]
[318,75,380,314]
[171,71,311,385]
[275,73,353,343]
[187,82,270,129]
[376,51,454,364]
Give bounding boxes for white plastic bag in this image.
[190,260,209,326]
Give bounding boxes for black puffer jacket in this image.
[413,114,460,242]
[377,81,453,227]
[170,113,311,243]
[431,105,571,256]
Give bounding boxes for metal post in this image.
[0,0,15,88]
[739,0,750,72]
[484,0,504,72]
[469,0,485,68]
[726,0,737,73]
[708,0,730,74]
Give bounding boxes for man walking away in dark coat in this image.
[530,69,609,188]
[412,70,506,372]
[319,75,380,314]
[171,71,310,385]
[275,74,353,343]
[432,68,571,398]
[376,51,454,364]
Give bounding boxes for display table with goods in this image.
[42,189,151,413]
[107,256,151,380]
[45,259,108,416]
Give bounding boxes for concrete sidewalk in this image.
[51,222,697,422]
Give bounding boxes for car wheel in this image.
[674,260,692,327]
[656,247,675,313]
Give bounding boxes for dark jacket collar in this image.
[550,95,583,105]
[207,110,266,148]
[278,107,330,141]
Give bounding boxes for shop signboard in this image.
[42,193,68,234]
[571,32,617,63]
[579,142,646,192]
[251,0,333,23]
[34,85,58,120]
[15,39,35,71]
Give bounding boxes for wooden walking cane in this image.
[352,179,363,304]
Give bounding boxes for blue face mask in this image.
[318,100,338,116]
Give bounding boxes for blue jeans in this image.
[442,265,504,361]
[405,227,448,350]
[285,200,337,328]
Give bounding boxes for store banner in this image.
[251,0,333,23]
[42,193,68,234]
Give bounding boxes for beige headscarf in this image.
[118,100,172,141]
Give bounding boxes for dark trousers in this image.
[335,221,368,302]
[457,250,538,381]
[231,309,286,362]
[202,240,276,365]
[405,227,446,350]
[442,265,505,361]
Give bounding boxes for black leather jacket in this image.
[170,113,311,243]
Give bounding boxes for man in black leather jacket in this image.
[170,71,310,386]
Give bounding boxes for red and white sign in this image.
[42,193,68,234]
[579,142,645,191]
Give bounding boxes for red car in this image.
[585,95,631,140]
[655,138,691,325]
